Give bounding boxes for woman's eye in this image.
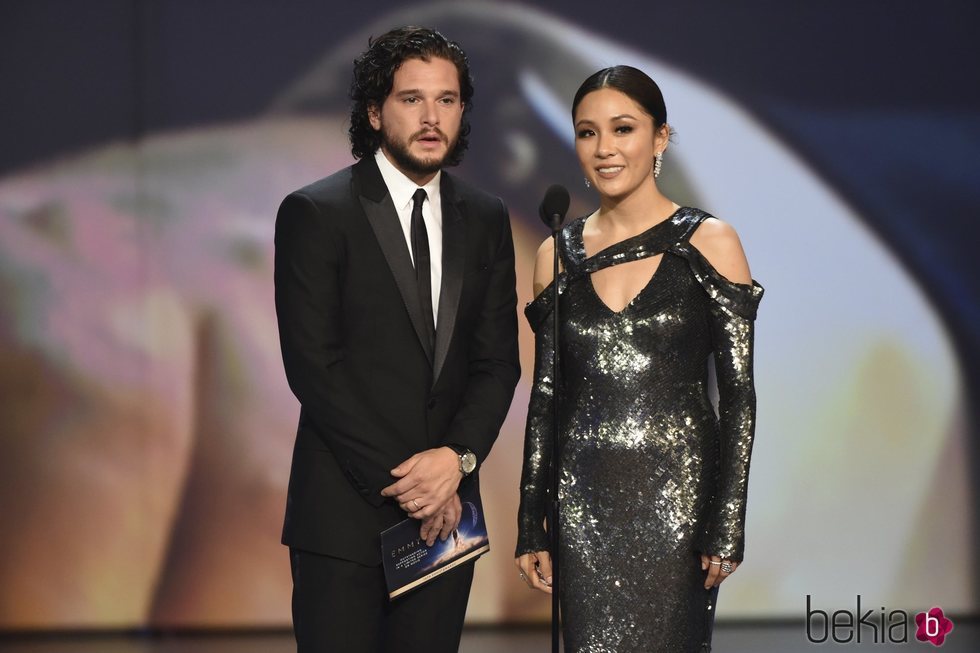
[576,129,594,138]
[615,125,633,134]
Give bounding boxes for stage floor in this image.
[0,622,976,653]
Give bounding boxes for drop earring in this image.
[653,152,663,178]
[584,177,591,189]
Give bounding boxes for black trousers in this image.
[289,547,474,653]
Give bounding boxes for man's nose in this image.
[421,100,440,126]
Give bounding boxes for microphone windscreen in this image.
[538,184,570,227]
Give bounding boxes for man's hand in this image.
[419,493,462,546]
[380,446,462,519]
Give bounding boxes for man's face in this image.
[368,56,463,184]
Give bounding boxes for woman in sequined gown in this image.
[515,66,763,652]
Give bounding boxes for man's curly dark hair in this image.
[349,26,474,165]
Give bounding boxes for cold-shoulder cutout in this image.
[670,241,763,320]
[532,236,564,300]
[689,217,752,285]
[526,217,584,330]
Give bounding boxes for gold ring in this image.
[412,499,421,511]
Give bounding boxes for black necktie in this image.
[411,188,436,351]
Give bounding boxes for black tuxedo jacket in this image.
[275,156,520,565]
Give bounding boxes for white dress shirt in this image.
[374,149,443,327]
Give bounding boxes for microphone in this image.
[538,184,570,233]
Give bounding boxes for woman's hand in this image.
[515,551,553,594]
[701,553,739,589]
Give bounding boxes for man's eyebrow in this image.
[393,89,460,97]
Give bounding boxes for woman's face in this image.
[574,88,667,200]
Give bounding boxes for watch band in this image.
[446,444,477,475]
[446,443,468,457]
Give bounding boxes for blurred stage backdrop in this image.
[1,0,977,629]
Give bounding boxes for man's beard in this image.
[381,127,458,176]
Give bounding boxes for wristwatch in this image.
[447,444,477,476]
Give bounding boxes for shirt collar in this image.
[374,149,442,211]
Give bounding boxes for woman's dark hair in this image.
[571,65,668,130]
[348,26,474,165]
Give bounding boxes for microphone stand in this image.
[547,215,562,653]
[538,185,568,653]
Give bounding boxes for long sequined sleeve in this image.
[676,244,763,562]
[515,285,558,556]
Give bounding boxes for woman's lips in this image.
[596,166,624,178]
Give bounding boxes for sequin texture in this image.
[516,208,763,652]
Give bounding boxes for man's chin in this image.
[409,146,447,168]
[383,140,452,177]
[404,154,446,176]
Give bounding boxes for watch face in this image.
[461,452,477,474]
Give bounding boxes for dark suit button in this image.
[427,398,437,409]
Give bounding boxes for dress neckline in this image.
[525,206,763,330]
[562,206,700,277]
[576,205,686,263]
[562,206,687,315]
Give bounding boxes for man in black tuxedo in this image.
[274,26,520,653]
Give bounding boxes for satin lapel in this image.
[358,183,434,365]
[432,179,465,385]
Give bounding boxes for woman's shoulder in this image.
[532,236,558,299]
[690,214,738,241]
[687,215,752,285]
[532,215,589,295]
[533,236,555,276]
[671,211,763,319]
[535,215,589,252]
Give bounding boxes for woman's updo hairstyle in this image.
[571,65,668,131]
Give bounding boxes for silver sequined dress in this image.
[516,208,763,652]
